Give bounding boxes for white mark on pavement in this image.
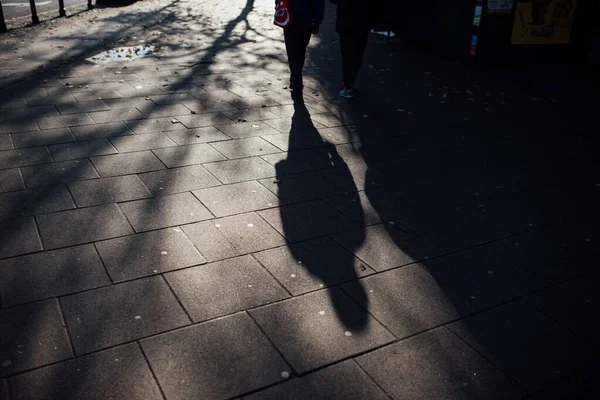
[344,331,352,337]
[281,371,290,379]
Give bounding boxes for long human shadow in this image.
[275,99,368,332]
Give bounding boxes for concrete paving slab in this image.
[166,255,289,322]
[96,227,205,282]
[61,277,189,355]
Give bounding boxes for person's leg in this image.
[339,30,356,90]
[284,26,300,90]
[352,27,370,84]
[294,27,312,91]
[284,24,311,93]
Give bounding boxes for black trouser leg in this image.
[284,25,312,90]
[340,28,371,89]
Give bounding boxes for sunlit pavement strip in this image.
[86,45,156,64]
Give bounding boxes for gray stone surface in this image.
[258,172,346,205]
[89,108,146,124]
[323,163,391,192]
[333,224,442,272]
[0,136,11,151]
[0,168,24,193]
[166,255,289,322]
[0,217,42,259]
[152,143,226,167]
[4,105,58,119]
[261,148,338,176]
[217,120,280,138]
[526,368,598,400]
[68,175,152,207]
[0,136,14,150]
[37,204,133,249]
[356,328,525,400]
[0,119,39,134]
[221,109,280,122]
[0,244,110,307]
[0,379,6,400]
[138,103,191,118]
[193,181,280,217]
[207,212,286,254]
[110,132,177,152]
[264,117,325,133]
[174,112,234,128]
[57,100,109,115]
[255,237,373,295]
[421,247,541,308]
[493,225,596,285]
[141,313,290,400]
[250,288,395,373]
[36,114,95,129]
[124,117,186,134]
[398,208,507,252]
[209,137,281,159]
[48,139,119,161]
[61,277,189,355]
[11,128,76,148]
[164,127,231,145]
[22,159,100,187]
[96,227,205,282]
[325,187,424,225]
[119,192,212,232]
[261,132,330,152]
[525,277,599,342]
[448,300,596,391]
[344,265,476,338]
[138,164,221,195]
[204,157,276,184]
[244,360,388,400]
[259,200,359,242]
[181,221,240,262]
[0,147,52,169]
[70,122,134,140]
[8,344,162,400]
[0,185,75,221]
[91,151,166,177]
[309,112,353,128]
[0,300,73,377]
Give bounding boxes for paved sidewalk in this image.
[1,1,598,399]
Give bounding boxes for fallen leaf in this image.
[237,118,247,122]
[358,263,367,271]
[272,178,280,184]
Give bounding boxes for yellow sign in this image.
[512,0,577,45]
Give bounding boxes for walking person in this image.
[330,0,379,99]
[276,0,325,100]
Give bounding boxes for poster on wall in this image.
[488,0,514,14]
[512,0,577,45]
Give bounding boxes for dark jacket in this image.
[279,0,325,28]
[329,0,379,32]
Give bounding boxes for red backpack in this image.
[274,0,293,28]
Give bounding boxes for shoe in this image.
[339,88,354,99]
